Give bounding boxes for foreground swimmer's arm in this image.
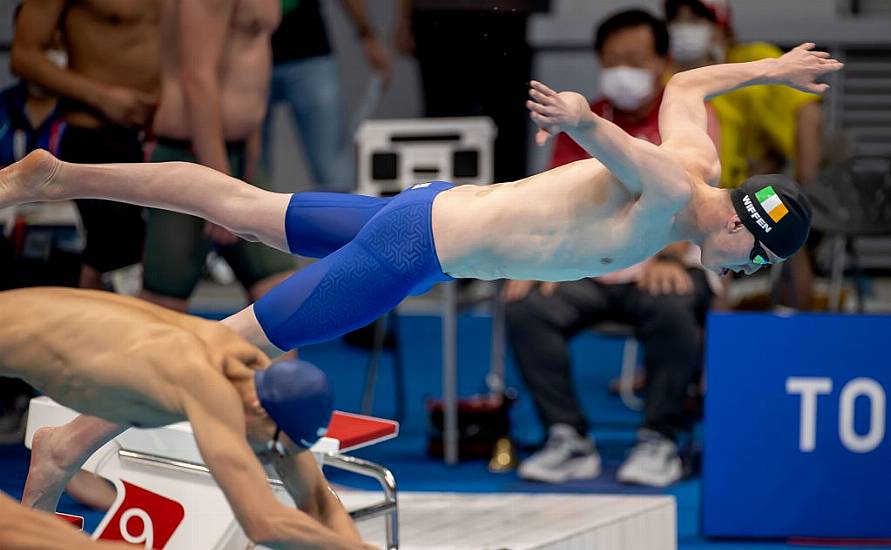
[270,451,364,541]
[0,491,130,550]
[181,372,375,550]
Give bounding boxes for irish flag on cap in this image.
[755,185,789,223]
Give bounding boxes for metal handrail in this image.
[118,449,399,549]
[323,453,399,550]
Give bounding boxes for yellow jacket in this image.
[710,42,821,189]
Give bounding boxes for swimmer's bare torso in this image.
[12,0,161,129]
[153,0,280,141]
[433,155,694,281]
[0,287,263,428]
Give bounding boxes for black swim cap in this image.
[730,174,812,259]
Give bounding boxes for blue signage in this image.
[703,312,891,539]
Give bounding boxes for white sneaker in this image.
[206,252,236,285]
[617,429,683,488]
[518,424,601,483]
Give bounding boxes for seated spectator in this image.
[665,0,824,309]
[506,8,716,488]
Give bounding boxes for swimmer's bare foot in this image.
[65,471,117,511]
[22,426,75,512]
[0,149,63,209]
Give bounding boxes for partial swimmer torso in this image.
[432,158,681,281]
[153,0,281,141]
[0,288,222,428]
[63,0,162,128]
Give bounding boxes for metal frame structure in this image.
[116,449,400,550]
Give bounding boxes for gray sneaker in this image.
[616,429,683,488]
[518,424,601,483]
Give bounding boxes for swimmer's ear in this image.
[726,215,746,234]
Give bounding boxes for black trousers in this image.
[411,10,532,183]
[58,125,146,274]
[506,271,712,440]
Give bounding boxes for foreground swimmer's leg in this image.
[23,417,126,512]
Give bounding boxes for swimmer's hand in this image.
[527,80,593,145]
[768,42,844,94]
[637,260,694,296]
[503,280,558,302]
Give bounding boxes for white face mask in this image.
[600,66,655,112]
[669,22,713,63]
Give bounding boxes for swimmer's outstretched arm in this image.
[0,150,291,252]
[182,372,374,550]
[0,491,131,550]
[527,80,692,206]
[658,43,842,151]
[528,43,843,201]
[270,451,363,541]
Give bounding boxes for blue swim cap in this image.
[254,359,334,448]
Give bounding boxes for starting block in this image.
[25,397,399,549]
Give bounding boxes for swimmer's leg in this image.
[226,193,391,351]
[282,192,388,257]
[227,185,453,351]
[2,150,390,258]
[0,150,291,251]
[23,416,125,512]
[244,240,413,351]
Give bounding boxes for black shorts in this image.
[141,137,295,299]
[58,125,146,274]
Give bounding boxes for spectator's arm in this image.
[339,0,392,77]
[245,125,262,183]
[393,0,415,55]
[11,0,120,118]
[179,0,234,175]
[795,101,823,185]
